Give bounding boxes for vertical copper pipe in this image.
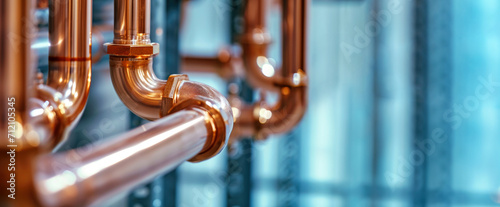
[34,108,210,207]
[48,0,91,59]
[114,0,150,44]
[232,0,308,140]
[0,1,43,206]
[0,0,35,146]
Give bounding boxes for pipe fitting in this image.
[161,74,233,161]
[104,42,159,56]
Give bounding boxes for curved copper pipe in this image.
[28,0,92,149]
[232,0,308,140]
[110,57,165,120]
[106,0,233,161]
[0,0,92,150]
[240,0,308,92]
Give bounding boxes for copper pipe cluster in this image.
[105,0,233,161]
[180,0,308,141]
[1,0,232,206]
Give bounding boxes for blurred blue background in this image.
[62,0,500,206]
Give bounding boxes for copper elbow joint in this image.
[107,59,233,161]
[106,47,232,162]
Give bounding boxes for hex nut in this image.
[104,43,160,56]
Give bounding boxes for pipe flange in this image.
[168,98,228,162]
[104,43,159,56]
[161,74,190,116]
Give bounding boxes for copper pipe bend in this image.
[232,0,308,141]
[20,0,93,151]
[107,0,232,161]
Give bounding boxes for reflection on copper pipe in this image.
[35,108,210,206]
[231,0,308,140]
[113,0,151,44]
[33,25,113,67]
[110,57,166,121]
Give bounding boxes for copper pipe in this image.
[240,0,279,91]
[114,0,151,44]
[109,57,165,120]
[106,0,233,160]
[232,0,308,140]
[0,0,43,206]
[0,0,35,147]
[34,108,212,206]
[25,0,93,150]
[181,48,243,79]
[33,25,113,67]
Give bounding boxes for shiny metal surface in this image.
[0,0,44,206]
[33,25,114,67]
[232,0,308,140]
[110,56,166,121]
[49,0,92,59]
[0,0,35,148]
[114,0,151,44]
[35,108,209,207]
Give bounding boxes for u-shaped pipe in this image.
[231,0,308,140]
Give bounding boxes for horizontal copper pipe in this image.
[34,108,210,206]
[232,0,308,140]
[181,48,244,79]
